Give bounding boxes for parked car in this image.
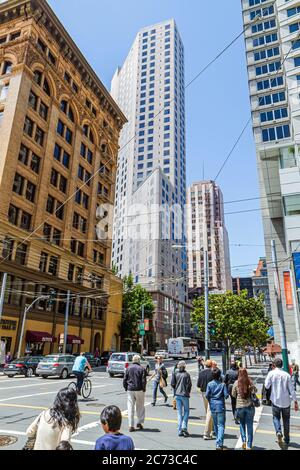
[73,352,101,368]
[155,350,169,359]
[36,354,75,379]
[100,350,111,366]
[107,352,150,378]
[3,356,43,378]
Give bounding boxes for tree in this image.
[121,274,154,351]
[191,290,271,368]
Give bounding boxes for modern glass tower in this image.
[111,20,190,347]
[242,0,300,363]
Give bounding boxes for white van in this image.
[168,337,197,360]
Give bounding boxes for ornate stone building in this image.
[0,0,126,357]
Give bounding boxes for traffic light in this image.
[208,320,216,336]
[48,289,56,307]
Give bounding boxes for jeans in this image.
[293,374,300,391]
[152,380,167,403]
[230,395,237,419]
[73,371,84,393]
[272,405,291,445]
[176,396,189,433]
[211,411,226,449]
[236,406,255,449]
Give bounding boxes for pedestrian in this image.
[56,441,73,450]
[95,405,135,451]
[94,347,100,358]
[197,356,204,372]
[4,351,12,364]
[172,361,180,410]
[265,357,299,449]
[232,368,257,450]
[206,368,229,450]
[171,360,192,437]
[262,363,274,406]
[224,361,239,424]
[25,388,80,450]
[291,360,300,391]
[149,356,168,406]
[72,352,92,395]
[197,359,214,440]
[123,354,147,432]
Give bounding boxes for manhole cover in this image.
[0,435,18,447]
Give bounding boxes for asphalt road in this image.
[0,356,300,451]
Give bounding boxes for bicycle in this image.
[68,371,92,399]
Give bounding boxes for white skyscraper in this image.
[111,20,190,347]
[242,0,300,363]
[187,181,232,295]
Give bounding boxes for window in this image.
[2,61,12,75]
[15,243,27,265]
[283,194,300,216]
[260,107,288,123]
[25,181,36,202]
[28,90,38,110]
[35,126,44,146]
[20,211,31,230]
[262,125,290,142]
[60,100,74,122]
[24,117,34,137]
[12,173,24,195]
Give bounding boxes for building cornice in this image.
[0,0,127,127]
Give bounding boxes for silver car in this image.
[36,354,75,379]
[107,352,150,377]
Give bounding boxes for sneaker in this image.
[129,427,135,432]
[234,418,240,425]
[182,429,190,437]
[242,443,246,450]
[210,432,216,439]
[277,432,283,446]
[178,431,184,437]
[172,399,177,410]
[203,435,211,440]
[137,424,143,430]
[151,402,156,407]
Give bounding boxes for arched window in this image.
[2,61,12,75]
[33,70,51,96]
[82,124,94,144]
[60,100,75,123]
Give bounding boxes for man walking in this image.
[197,359,214,440]
[265,357,298,449]
[150,356,168,406]
[291,360,300,391]
[171,361,192,437]
[123,355,147,432]
[224,361,239,423]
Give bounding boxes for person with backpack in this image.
[149,356,168,406]
[171,361,192,437]
[232,368,258,450]
[224,361,239,423]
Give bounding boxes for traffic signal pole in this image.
[204,249,210,360]
[271,240,289,373]
[63,290,70,354]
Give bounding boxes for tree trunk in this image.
[253,347,257,364]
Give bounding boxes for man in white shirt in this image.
[265,357,298,449]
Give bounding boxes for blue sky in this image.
[48,0,265,276]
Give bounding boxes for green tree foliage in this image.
[121,274,154,343]
[191,290,271,350]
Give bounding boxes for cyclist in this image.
[72,352,92,395]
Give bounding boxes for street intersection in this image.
[0,357,299,451]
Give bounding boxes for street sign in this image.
[139,330,145,336]
[144,319,150,331]
[293,252,300,289]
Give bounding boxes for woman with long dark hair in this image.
[232,368,257,450]
[26,388,80,450]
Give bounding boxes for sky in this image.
[48,0,265,277]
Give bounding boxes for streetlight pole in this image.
[17,296,48,358]
[63,290,71,354]
[141,304,144,353]
[271,240,289,373]
[204,249,210,360]
[0,272,7,322]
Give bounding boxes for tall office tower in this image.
[253,257,272,318]
[111,20,191,348]
[187,181,232,295]
[242,0,300,362]
[0,0,126,357]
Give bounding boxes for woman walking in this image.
[171,361,192,437]
[25,388,80,450]
[232,368,257,450]
[206,368,228,450]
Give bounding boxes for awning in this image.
[263,342,282,354]
[26,331,56,343]
[67,335,84,345]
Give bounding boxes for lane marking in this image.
[0,385,106,402]
[0,380,71,391]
